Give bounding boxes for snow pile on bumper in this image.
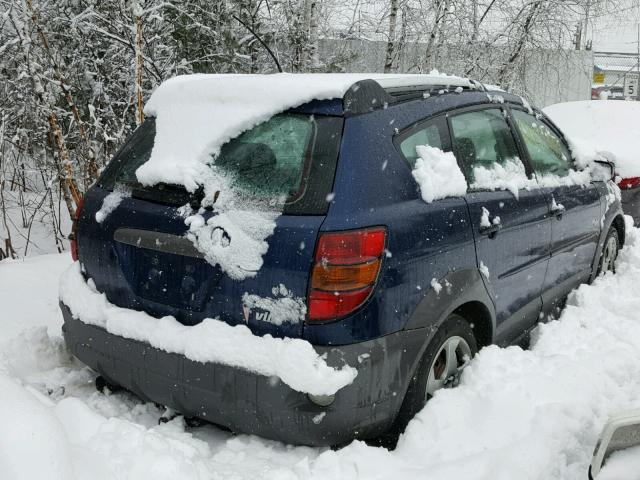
[58,263,356,396]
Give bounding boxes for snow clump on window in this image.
[412,145,467,203]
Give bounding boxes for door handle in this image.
[479,223,502,237]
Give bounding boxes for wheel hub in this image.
[602,236,618,273]
[426,336,472,397]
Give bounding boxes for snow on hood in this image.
[544,100,640,178]
[135,72,466,191]
[58,263,357,396]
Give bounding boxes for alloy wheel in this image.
[601,235,618,273]
[426,335,472,397]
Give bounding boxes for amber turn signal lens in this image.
[311,259,380,292]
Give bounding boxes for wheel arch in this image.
[612,214,626,249]
[404,267,496,345]
[590,212,626,282]
[400,267,496,394]
[387,271,495,439]
[451,300,493,348]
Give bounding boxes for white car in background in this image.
[590,410,640,479]
[545,100,640,224]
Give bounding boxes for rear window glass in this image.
[214,114,313,200]
[399,123,442,166]
[99,114,342,215]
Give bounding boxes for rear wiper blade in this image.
[189,186,219,211]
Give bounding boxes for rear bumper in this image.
[621,187,640,225]
[60,301,425,446]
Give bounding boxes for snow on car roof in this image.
[135,73,469,191]
[544,100,640,178]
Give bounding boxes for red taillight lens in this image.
[308,288,373,321]
[70,197,84,262]
[618,177,640,190]
[315,228,386,265]
[308,227,386,322]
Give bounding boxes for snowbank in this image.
[6,219,640,478]
[544,100,640,178]
[0,374,75,480]
[309,217,640,479]
[58,262,356,396]
[599,445,640,480]
[0,253,70,340]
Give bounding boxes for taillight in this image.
[618,177,640,190]
[308,227,386,322]
[70,197,84,261]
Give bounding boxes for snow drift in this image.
[5,219,640,477]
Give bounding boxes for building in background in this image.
[593,52,640,99]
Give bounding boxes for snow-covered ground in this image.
[0,189,71,258]
[3,224,640,479]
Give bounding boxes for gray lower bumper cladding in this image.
[60,301,425,446]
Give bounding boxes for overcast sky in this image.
[591,4,640,53]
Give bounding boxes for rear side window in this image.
[511,110,571,176]
[99,114,342,215]
[450,109,521,180]
[399,123,443,166]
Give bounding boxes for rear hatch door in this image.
[77,111,342,339]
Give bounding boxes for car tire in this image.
[380,314,478,447]
[597,227,619,275]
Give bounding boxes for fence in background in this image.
[320,39,594,107]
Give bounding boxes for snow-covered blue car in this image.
[60,74,624,446]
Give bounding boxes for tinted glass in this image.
[214,114,313,200]
[99,114,341,214]
[400,123,443,166]
[512,110,571,176]
[109,119,155,183]
[450,109,521,180]
[109,114,313,200]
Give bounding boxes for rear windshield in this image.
[99,113,343,215]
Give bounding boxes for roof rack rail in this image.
[342,75,485,116]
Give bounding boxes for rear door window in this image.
[449,108,523,182]
[511,110,571,177]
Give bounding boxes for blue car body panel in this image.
[78,189,324,340]
[75,92,623,348]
